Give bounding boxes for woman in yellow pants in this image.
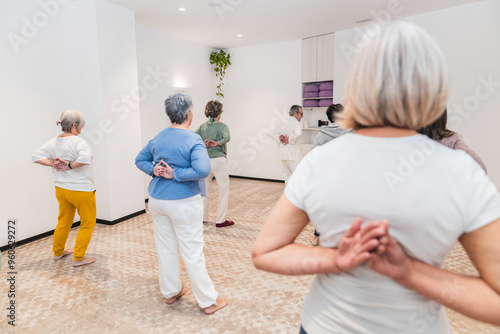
[33,110,97,267]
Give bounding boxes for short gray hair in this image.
[57,110,85,132]
[165,93,193,124]
[289,105,302,116]
[338,21,449,130]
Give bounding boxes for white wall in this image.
[223,40,302,180]
[0,0,145,247]
[333,0,500,189]
[0,0,80,245]
[91,0,145,220]
[135,24,215,198]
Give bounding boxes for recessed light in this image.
[237,34,243,37]
[178,8,186,12]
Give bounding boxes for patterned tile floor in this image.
[0,178,499,333]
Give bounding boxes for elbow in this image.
[200,165,211,179]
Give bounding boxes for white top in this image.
[285,133,500,334]
[32,136,95,192]
[269,116,303,161]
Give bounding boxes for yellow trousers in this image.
[54,187,96,261]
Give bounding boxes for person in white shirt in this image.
[269,105,303,183]
[32,110,97,267]
[253,22,500,334]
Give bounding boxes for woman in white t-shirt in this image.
[252,22,500,334]
[33,110,97,267]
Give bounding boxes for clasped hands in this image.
[279,134,289,145]
[52,158,70,171]
[154,159,173,179]
[333,218,412,283]
[204,139,219,148]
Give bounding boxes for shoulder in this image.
[186,130,205,145]
[45,137,59,146]
[439,133,461,149]
[152,127,170,139]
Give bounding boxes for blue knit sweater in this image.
[135,128,210,200]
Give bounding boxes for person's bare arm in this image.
[369,219,500,325]
[252,194,386,275]
[34,158,55,167]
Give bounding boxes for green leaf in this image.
[210,49,231,98]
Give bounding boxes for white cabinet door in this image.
[317,33,334,81]
[302,37,317,83]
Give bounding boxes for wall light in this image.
[178,8,186,12]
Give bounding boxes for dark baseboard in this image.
[229,175,285,183]
[0,209,146,252]
[96,209,146,226]
[0,222,80,253]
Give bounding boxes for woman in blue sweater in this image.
[135,93,227,315]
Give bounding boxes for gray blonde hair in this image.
[338,21,449,130]
[165,93,193,124]
[289,105,302,116]
[57,110,85,132]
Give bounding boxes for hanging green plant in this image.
[209,49,231,99]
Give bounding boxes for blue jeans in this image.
[300,325,308,334]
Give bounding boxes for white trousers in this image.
[203,157,229,224]
[282,160,300,184]
[149,195,218,308]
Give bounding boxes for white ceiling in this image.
[106,0,481,49]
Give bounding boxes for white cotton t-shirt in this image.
[285,133,500,334]
[32,136,95,192]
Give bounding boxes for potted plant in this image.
[209,49,231,99]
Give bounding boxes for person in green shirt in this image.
[195,101,234,228]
